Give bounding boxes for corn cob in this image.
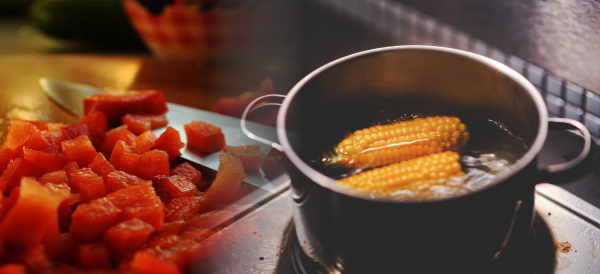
[333,116,469,169]
[337,151,464,195]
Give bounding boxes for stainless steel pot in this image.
[242,46,592,273]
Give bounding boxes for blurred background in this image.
[2,0,600,136]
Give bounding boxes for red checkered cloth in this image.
[123,0,278,60]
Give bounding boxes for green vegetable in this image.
[29,0,145,48]
[0,0,34,15]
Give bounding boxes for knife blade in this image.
[39,77,288,193]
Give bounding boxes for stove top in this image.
[193,180,600,274]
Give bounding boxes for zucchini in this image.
[29,0,146,48]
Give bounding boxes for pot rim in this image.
[277,45,549,203]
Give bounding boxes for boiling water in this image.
[308,111,530,201]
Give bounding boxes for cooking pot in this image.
[241,46,592,273]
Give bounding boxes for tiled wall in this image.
[314,0,600,138]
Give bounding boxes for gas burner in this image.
[284,211,555,274]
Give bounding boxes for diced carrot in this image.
[61,135,97,168]
[163,196,205,223]
[0,178,65,249]
[122,114,151,135]
[184,121,225,154]
[4,119,51,151]
[122,114,168,135]
[155,126,184,163]
[105,171,146,194]
[121,114,169,134]
[156,175,197,198]
[103,218,155,255]
[0,145,24,174]
[70,168,106,203]
[135,149,170,180]
[84,90,169,124]
[170,162,202,186]
[130,249,181,274]
[163,221,187,235]
[23,148,65,172]
[202,152,246,203]
[69,197,121,241]
[223,145,266,171]
[164,239,204,271]
[186,210,234,229]
[104,125,137,156]
[0,263,26,274]
[60,124,90,140]
[61,162,79,189]
[106,182,164,231]
[131,130,157,154]
[146,232,180,249]
[78,111,108,139]
[75,241,112,269]
[0,158,48,194]
[41,127,68,153]
[110,140,140,175]
[88,153,115,182]
[39,170,69,186]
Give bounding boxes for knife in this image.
[39,77,289,194]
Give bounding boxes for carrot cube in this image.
[184,121,225,154]
[156,175,197,198]
[0,158,48,193]
[130,249,181,274]
[60,124,90,140]
[84,90,168,124]
[78,111,108,139]
[0,264,26,274]
[61,135,97,168]
[0,178,65,249]
[106,182,164,231]
[155,126,184,163]
[170,162,202,186]
[110,140,140,175]
[70,168,106,203]
[39,170,69,186]
[69,197,121,241]
[23,148,65,172]
[88,153,115,182]
[131,130,157,155]
[104,219,155,255]
[104,125,137,156]
[134,149,170,180]
[146,232,180,249]
[163,196,206,223]
[105,171,146,193]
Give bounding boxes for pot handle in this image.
[240,94,286,152]
[538,117,592,181]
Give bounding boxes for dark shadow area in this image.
[399,0,600,93]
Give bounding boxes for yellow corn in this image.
[333,116,469,169]
[337,151,464,195]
